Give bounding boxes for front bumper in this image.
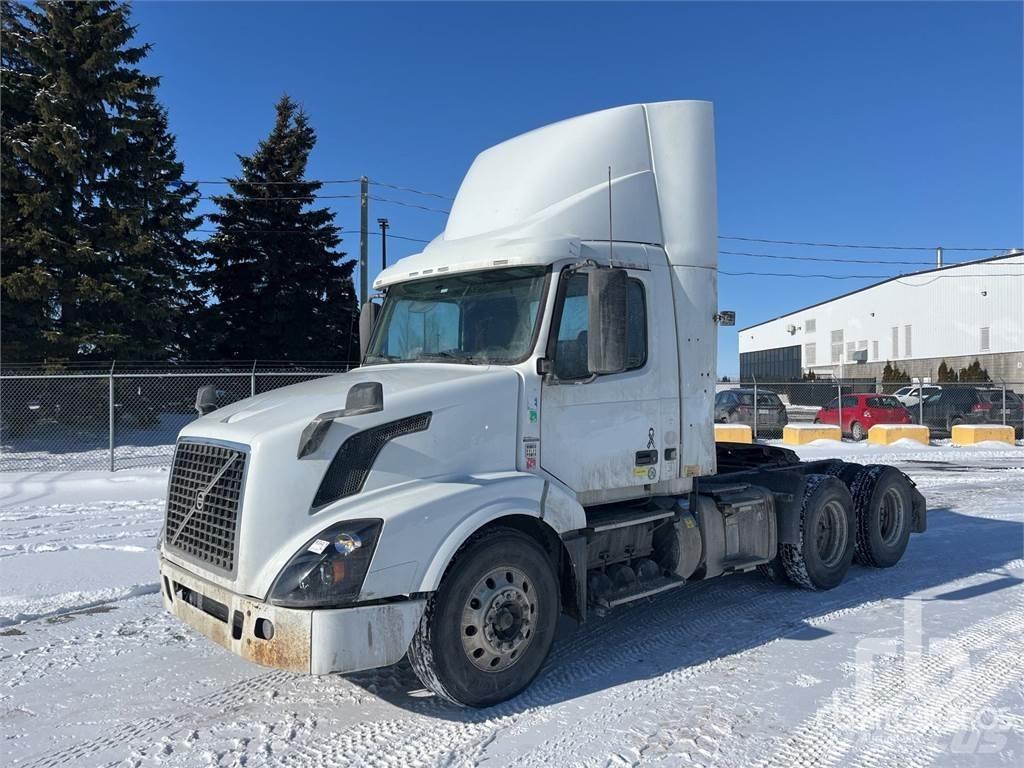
[159,557,425,674]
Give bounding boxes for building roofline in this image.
[737,250,1023,332]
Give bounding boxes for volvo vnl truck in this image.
[159,101,926,707]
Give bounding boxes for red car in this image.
[815,393,912,440]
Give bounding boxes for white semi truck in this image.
[159,101,926,707]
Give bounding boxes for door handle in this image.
[635,450,657,466]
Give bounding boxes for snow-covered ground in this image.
[2,442,1022,767]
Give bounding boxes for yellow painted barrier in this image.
[951,424,1016,446]
[783,424,841,445]
[868,424,930,446]
[714,424,752,444]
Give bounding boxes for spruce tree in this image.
[1,0,50,362]
[198,95,357,361]
[0,0,200,363]
[94,89,202,358]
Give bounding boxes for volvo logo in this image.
[194,489,207,513]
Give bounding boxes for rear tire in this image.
[850,421,865,441]
[407,528,559,707]
[781,474,855,590]
[848,465,913,567]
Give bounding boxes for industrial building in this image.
[738,250,1024,382]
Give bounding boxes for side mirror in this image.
[587,267,628,375]
[358,301,380,361]
[195,384,219,416]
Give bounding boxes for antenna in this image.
[607,166,613,266]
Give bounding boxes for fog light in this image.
[254,617,275,641]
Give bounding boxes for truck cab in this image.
[159,101,926,707]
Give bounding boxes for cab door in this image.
[539,267,662,501]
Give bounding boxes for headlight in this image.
[269,519,382,607]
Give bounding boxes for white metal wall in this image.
[738,253,1024,373]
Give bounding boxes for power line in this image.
[193,227,431,243]
[368,179,454,200]
[185,190,451,214]
[719,249,1021,267]
[181,177,455,201]
[192,193,359,201]
[367,195,450,214]
[719,235,1009,252]
[180,178,362,186]
[186,225,1022,281]
[717,270,1024,282]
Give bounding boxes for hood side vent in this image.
[312,412,432,509]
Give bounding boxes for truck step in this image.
[586,508,674,533]
[720,556,767,573]
[594,574,685,613]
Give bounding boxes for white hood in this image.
[167,363,523,597]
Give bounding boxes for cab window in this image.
[552,272,647,380]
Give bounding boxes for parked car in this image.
[914,386,1023,437]
[815,393,911,440]
[714,388,788,434]
[892,384,942,408]
[972,388,1024,432]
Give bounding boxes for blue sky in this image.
[131,1,1023,375]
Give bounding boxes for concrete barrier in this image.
[783,423,841,445]
[868,424,930,446]
[714,424,752,444]
[951,424,1016,446]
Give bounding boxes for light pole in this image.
[377,217,390,270]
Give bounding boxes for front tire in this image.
[407,528,559,707]
[781,474,855,590]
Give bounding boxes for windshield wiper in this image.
[418,352,482,364]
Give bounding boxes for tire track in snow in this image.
[14,465,1023,767]
[753,592,1024,768]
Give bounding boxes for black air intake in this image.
[312,412,432,508]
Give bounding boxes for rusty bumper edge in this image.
[159,558,425,675]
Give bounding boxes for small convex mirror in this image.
[195,384,219,415]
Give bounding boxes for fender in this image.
[414,476,569,593]
[353,472,564,598]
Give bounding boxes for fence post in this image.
[919,384,924,427]
[837,380,843,439]
[752,376,759,440]
[1000,379,1007,426]
[251,360,257,398]
[108,361,116,472]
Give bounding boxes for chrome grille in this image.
[164,440,247,575]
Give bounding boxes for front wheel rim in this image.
[460,566,536,673]
[815,500,848,568]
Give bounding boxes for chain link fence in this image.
[0,362,352,472]
[715,379,1024,441]
[4,367,1021,473]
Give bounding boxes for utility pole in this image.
[359,176,369,306]
[378,217,390,270]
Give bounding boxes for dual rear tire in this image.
[776,466,914,590]
[781,474,856,590]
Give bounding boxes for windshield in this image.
[366,267,548,365]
